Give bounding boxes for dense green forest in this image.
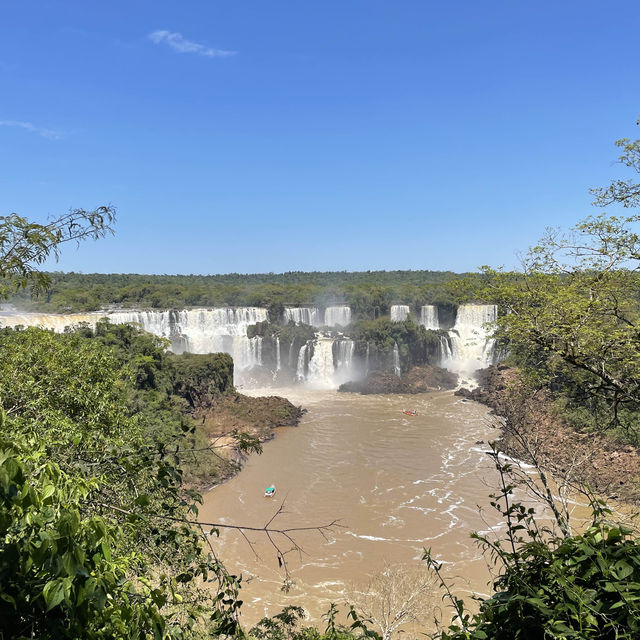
[7,269,481,316]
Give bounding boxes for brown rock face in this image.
[339,365,458,395]
[459,365,640,505]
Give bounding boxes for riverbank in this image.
[190,391,305,489]
[457,366,640,504]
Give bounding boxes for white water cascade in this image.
[438,334,454,361]
[420,305,440,330]
[284,307,321,326]
[324,306,351,327]
[334,339,355,385]
[393,342,401,378]
[296,344,309,382]
[249,336,263,367]
[306,337,337,389]
[275,336,281,371]
[109,308,268,371]
[0,308,269,379]
[295,336,356,388]
[390,305,410,322]
[288,340,296,368]
[0,312,100,333]
[443,304,497,378]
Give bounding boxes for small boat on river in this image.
[264,485,276,498]
[402,409,417,416]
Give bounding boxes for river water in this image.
[200,389,502,627]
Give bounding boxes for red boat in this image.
[402,409,417,416]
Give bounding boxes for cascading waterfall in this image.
[390,305,410,322]
[296,344,309,382]
[288,341,295,368]
[284,307,321,326]
[0,312,99,332]
[0,306,379,389]
[365,342,370,374]
[443,304,497,376]
[438,334,454,361]
[294,336,357,388]
[306,337,337,389]
[420,305,440,330]
[393,342,401,378]
[249,336,263,367]
[334,339,355,385]
[324,306,351,327]
[0,307,268,381]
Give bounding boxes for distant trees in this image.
[9,268,477,316]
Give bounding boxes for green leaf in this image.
[134,494,151,507]
[101,541,111,562]
[43,579,65,611]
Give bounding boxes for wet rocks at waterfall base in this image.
[338,365,458,395]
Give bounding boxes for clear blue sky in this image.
[1,1,639,274]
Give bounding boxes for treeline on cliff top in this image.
[7,268,485,313]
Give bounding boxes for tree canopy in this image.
[483,136,640,441]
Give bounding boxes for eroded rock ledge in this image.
[191,392,304,489]
[338,365,458,395]
[456,365,640,504]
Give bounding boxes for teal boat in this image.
[264,485,276,498]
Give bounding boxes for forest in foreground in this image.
[2,134,640,638]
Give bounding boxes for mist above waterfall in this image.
[441,304,498,380]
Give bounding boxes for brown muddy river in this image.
[200,389,502,627]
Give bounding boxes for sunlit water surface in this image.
[200,389,501,626]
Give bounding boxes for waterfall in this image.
[420,305,439,330]
[284,307,321,326]
[438,334,454,361]
[393,342,401,378]
[442,304,497,377]
[390,305,410,322]
[365,342,370,374]
[324,306,351,327]
[296,344,309,382]
[288,340,295,368]
[0,307,269,381]
[275,336,281,370]
[306,337,337,389]
[334,339,355,385]
[0,312,99,332]
[250,336,263,367]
